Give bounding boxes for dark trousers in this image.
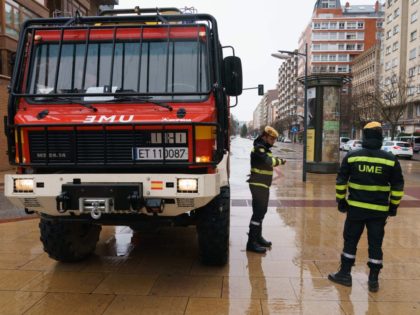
[249,185,270,225]
[343,216,387,261]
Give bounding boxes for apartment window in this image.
[393,41,399,51]
[409,48,417,59]
[313,55,321,61]
[392,58,398,68]
[347,22,357,29]
[313,23,321,29]
[330,22,337,29]
[329,55,336,61]
[386,46,391,54]
[377,21,383,28]
[338,54,347,61]
[394,8,400,18]
[413,0,419,5]
[387,0,392,7]
[337,65,348,73]
[417,105,420,117]
[328,66,336,72]
[338,44,345,50]
[387,14,393,23]
[408,86,416,96]
[321,54,328,61]
[357,44,364,50]
[411,12,417,23]
[339,22,345,29]
[5,0,37,39]
[393,25,400,35]
[387,30,392,39]
[347,44,356,50]
[411,30,418,41]
[385,61,391,70]
[320,0,337,8]
[321,22,329,29]
[409,66,416,77]
[357,22,364,29]
[319,66,328,73]
[346,33,357,40]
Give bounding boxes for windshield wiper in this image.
[33,96,98,112]
[112,95,173,111]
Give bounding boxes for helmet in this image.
[264,126,279,138]
[363,121,382,129]
[363,121,383,141]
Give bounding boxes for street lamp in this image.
[272,43,308,182]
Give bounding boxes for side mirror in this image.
[223,56,242,96]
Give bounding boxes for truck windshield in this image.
[28,39,210,102]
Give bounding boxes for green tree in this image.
[240,124,248,138]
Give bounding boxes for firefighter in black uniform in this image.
[329,122,404,292]
[247,126,286,253]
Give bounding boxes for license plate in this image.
[402,148,408,151]
[133,147,188,160]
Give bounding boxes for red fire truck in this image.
[4,7,242,265]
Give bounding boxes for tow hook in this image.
[90,201,102,219]
[79,198,112,220]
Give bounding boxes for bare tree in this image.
[353,74,414,140]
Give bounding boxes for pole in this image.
[302,43,308,182]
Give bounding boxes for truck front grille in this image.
[28,129,187,165]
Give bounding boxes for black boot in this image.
[328,255,354,287]
[257,226,272,247]
[246,225,266,254]
[367,262,382,293]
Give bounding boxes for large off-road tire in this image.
[39,218,101,262]
[196,186,230,266]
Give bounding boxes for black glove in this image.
[277,158,286,165]
[388,204,398,217]
[337,199,349,213]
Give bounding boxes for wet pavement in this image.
[0,137,420,314]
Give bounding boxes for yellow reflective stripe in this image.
[336,193,346,199]
[251,168,273,175]
[390,199,401,205]
[347,200,389,211]
[267,152,273,157]
[391,191,404,197]
[271,157,277,166]
[348,156,395,167]
[249,182,269,189]
[348,182,390,192]
[336,184,347,190]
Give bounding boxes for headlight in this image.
[177,178,198,193]
[14,178,34,192]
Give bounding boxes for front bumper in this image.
[4,173,220,217]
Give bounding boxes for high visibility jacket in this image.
[248,136,281,189]
[336,145,404,218]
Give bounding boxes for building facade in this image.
[351,43,381,137]
[296,0,384,136]
[381,0,420,134]
[277,55,301,140]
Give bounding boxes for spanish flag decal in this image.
[151,181,163,190]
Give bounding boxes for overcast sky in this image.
[117,0,381,122]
